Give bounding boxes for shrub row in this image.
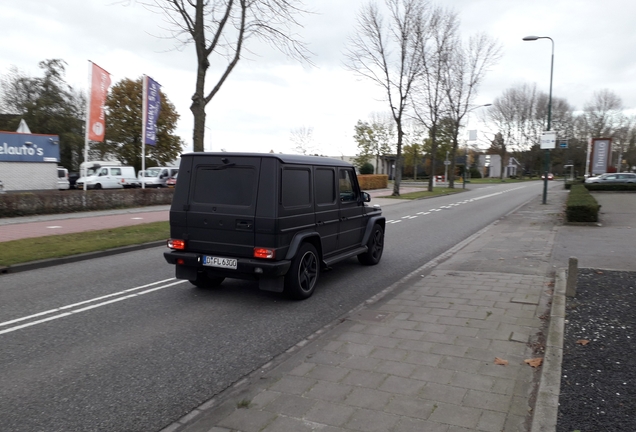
[566,184,600,223]
[0,188,174,218]
[357,174,388,190]
[584,183,636,191]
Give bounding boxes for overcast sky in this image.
[2,0,636,156]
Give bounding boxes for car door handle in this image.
[236,220,253,229]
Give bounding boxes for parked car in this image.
[164,153,385,300]
[166,173,177,188]
[138,166,179,188]
[57,167,70,190]
[68,172,80,189]
[585,173,636,184]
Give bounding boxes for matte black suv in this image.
[164,152,385,299]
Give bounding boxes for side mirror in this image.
[362,191,371,203]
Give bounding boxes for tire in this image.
[284,243,320,300]
[94,183,102,190]
[358,224,384,265]
[189,271,225,288]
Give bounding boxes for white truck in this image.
[76,164,140,190]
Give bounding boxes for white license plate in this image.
[203,255,237,270]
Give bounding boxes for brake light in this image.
[253,247,275,259]
[168,239,186,250]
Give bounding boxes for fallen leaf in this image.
[596,270,603,274]
[524,358,543,368]
[576,339,590,346]
[494,357,509,366]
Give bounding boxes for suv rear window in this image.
[193,166,256,206]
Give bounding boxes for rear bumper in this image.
[163,251,291,279]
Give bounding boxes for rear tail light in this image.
[168,239,186,250]
[253,247,275,259]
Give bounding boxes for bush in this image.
[357,174,388,190]
[0,188,174,218]
[584,183,636,192]
[359,162,375,175]
[469,167,482,178]
[566,184,600,222]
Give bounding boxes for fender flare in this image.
[285,231,323,261]
[361,216,386,245]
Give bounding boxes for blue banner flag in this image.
[144,76,161,146]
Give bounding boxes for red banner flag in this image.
[88,62,111,142]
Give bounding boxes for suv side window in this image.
[339,168,358,202]
[282,168,311,208]
[315,168,336,205]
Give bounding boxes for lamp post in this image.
[523,35,554,204]
[464,103,492,189]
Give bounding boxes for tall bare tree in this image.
[410,6,458,192]
[147,0,311,152]
[345,0,428,196]
[444,32,501,187]
[581,89,624,138]
[290,125,315,155]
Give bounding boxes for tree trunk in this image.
[392,126,404,196]
[191,61,208,152]
[449,133,459,188]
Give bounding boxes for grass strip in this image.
[0,221,169,267]
[377,188,464,200]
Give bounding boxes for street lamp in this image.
[523,35,554,204]
[464,103,492,189]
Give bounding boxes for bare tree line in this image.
[345,0,501,195]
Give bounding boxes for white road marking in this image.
[388,186,527,224]
[0,278,187,335]
[46,226,62,229]
[131,217,144,220]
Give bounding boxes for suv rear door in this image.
[183,156,261,258]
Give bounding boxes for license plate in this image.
[203,255,237,270]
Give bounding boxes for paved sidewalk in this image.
[162,189,569,432]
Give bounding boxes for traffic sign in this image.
[443,160,451,165]
[541,131,556,149]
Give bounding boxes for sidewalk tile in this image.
[304,400,355,427]
[384,395,436,419]
[344,408,400,432]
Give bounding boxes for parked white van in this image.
[57,167,70,190]
[138,166,179,188]
[76,165,140,190]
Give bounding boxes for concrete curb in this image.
[0,240,166,275]
[531,268,566,432]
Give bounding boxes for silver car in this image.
[585,173,636,184]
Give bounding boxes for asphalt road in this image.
[0,181,553,432]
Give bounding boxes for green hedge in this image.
[0,188,174,218]
[357,174,388,190]
[566,184,600,222]
[584,183,636,191]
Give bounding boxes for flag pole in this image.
[141,75,147,189]
[83,60,92,191]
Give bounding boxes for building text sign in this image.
[0,132,61,163]
[590,138,611,175]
